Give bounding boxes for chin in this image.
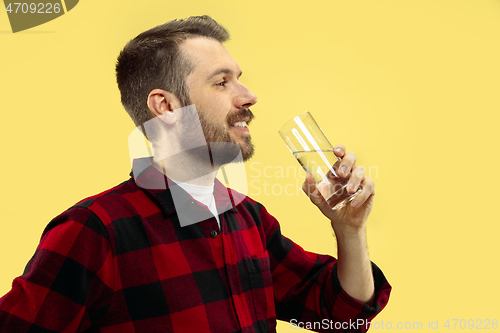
[240,143,255,162]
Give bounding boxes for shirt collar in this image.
[130,157,239,215]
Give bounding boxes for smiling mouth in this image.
[232,121,248,128]
[226,107,254,132]
[229,118,251,133]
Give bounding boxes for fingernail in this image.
[352,200,359,207]
[348,182,355,191]
[335,147,342,154]
[340,166,347,176]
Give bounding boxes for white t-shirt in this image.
[171,180,220,228]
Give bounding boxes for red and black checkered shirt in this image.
[0,160,391,332]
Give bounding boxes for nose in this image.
[234,82,258,109]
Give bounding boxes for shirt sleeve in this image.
[261,204,391,333]
[0,206,114,333]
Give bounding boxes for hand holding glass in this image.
[279,112,362,210]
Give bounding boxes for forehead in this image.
[180,37,240,81]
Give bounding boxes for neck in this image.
[152,148,219,187]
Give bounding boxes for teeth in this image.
[233,121,247,127]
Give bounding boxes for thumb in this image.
[302,174,331,212]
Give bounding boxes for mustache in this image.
[226,107,255,125]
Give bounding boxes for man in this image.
[0,16,390,332]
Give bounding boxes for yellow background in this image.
[1,0,499,331]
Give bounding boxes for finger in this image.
[350,177,375,208]
[302,174,332,212]
[333,145,345,158]
[302,173,321,201]
[339,151,356,178]
[347,166,365,194]
[302,173,314,194]
[326,159,342,180]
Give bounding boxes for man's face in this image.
[179,37,258,161]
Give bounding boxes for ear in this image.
[147,89,182,125]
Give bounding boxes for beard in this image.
[199,106,255,162]
[179,101,255,166]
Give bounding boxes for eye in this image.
[216,80,228,87]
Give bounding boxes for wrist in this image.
[332,224,366,241]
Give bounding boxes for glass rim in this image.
[277,111,315,134]
[278,111,334,149]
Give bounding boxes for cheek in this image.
[191,86,233,121]
[201,99,230,121]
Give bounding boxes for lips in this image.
[230,120,250,133]
[226,107,254,128]
[232,121,248,128]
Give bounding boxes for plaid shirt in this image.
[0,160,391,332]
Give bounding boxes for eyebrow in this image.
[206,68,243,82]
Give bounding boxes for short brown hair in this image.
[116,15,230,127]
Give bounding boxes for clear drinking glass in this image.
[278,111,362,210]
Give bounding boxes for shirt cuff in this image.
[330,261,391,316]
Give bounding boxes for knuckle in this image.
[353,166,365,178]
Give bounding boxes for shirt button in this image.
[210,230,218,238]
